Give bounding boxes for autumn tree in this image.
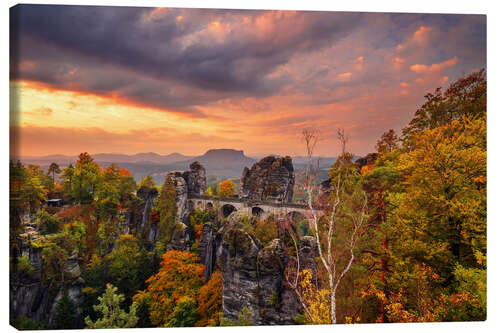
[11,163,49,215]
[85,283,138,329]
[376,129,399,154]
[360,70,487,323]
[218,179,236,197]
[401,69,486,150]
[133,250,204,327]
[196,269,223,326]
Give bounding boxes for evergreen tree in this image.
[84,283,138,329]
[156,175,178,248]
[53,288,77,329]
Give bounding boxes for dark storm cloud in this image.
[10,5,364,112]
[10,4,486,125]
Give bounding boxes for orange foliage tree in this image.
[218,179,236,197]
[133,250,204,327]
[196,270,223,326]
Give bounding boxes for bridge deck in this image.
[187,194,322,210]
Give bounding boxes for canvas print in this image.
[9,4,486,329]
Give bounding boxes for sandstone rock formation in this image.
[11,227,85,328]
[240,156,295,203]
[198,222,216,283]
[220,227,301,325]
[166,171,189,223]
[167,222,191,251]
[182,161,207,196]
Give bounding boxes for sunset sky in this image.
[9,5,486,157]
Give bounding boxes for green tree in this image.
[85,283,138,328]
[166,296,198,327]
[396,117,486,279]
[18,165,47,214]
[138,174,156,189]
[95,164,121,218]
[40,240,69,284]
[402,69,486,150]
[60,164,74,197]
[53,288,77,329]
[156,175,178,248]
[205,183,218,197]
[48,162,61,188]
[35,209,61,235]
[105,234,153,303]
[72,152,100,203]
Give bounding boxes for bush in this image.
[16,255,35,278]
[11,315,45,330]
[35,209,61,235]
[254,219,278,245]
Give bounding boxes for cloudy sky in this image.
[9,4,486,157]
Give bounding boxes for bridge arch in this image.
[251,206,265,219]
[221,204,237,218]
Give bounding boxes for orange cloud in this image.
[414,26,432,39]
[338,72,352,80]
[410,57,459,74]
[145,7,170,22]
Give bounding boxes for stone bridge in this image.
[187,194,322,220]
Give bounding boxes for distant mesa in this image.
[18,149,345,184]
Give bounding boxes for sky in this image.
[9,5,486,157]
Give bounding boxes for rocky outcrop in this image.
[221,228,262,324]
[240,156,295,203]
[11,229,85,328]
[166,171,189,223]
[199,223,216,283]
[220,227,301,325]
[167,222,191,251]
[136,186,158,232]
[182,161,207,196]
[298,236,319,275]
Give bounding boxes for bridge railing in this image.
[187,193,322,210]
